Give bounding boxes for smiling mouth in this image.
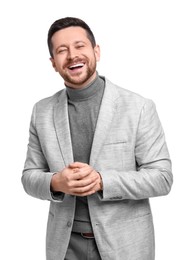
[69,63,84,70]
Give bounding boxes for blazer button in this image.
[67,221,72,227]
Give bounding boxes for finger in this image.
[81,171,99,182]
[71,175,98,188]
[71,167,97,180]
[70,182,97,195]
[73,190,96,197]
[69,162,87,168]
[69,163,95,177]
[72,168,79,173]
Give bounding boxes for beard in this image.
[61,58,97,88]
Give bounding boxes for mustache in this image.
[64,58,86,68]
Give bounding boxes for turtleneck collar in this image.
[65,72,104,102]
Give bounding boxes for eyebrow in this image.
[56,44,67,49]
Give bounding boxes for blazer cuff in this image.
[50,191,64,201]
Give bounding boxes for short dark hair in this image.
[47,17,96,57]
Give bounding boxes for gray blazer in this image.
[22,77,173,260]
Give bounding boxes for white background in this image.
[0,0,195,259]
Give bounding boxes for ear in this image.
[94,45,100,62]
[50,57,58,72]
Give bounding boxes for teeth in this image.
[69,63,84,69]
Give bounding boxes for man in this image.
[22,17,173,260]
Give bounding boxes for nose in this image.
[67,47,79,60]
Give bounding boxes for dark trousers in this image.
[65,232,102,260]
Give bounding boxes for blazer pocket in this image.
[104,140,127,146]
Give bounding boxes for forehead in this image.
[51,26,89,46]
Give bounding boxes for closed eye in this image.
[58,48,67,53]
[75,44,85,49]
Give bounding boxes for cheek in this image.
[52,58,65,72]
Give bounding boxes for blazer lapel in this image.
[90,78,118,167]
[53,89,74,165]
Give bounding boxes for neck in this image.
[65,71,98,90]
[66,73,104,102]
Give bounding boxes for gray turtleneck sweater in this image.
[66,74,105,233]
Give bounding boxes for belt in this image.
[81,232,95,239]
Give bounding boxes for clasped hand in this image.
[51,162,102,196]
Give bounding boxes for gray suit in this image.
[22,77,173,260]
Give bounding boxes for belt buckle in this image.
[81,232,94,239]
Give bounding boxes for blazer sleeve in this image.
[21,104,64,202]
[99,99,173,201]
